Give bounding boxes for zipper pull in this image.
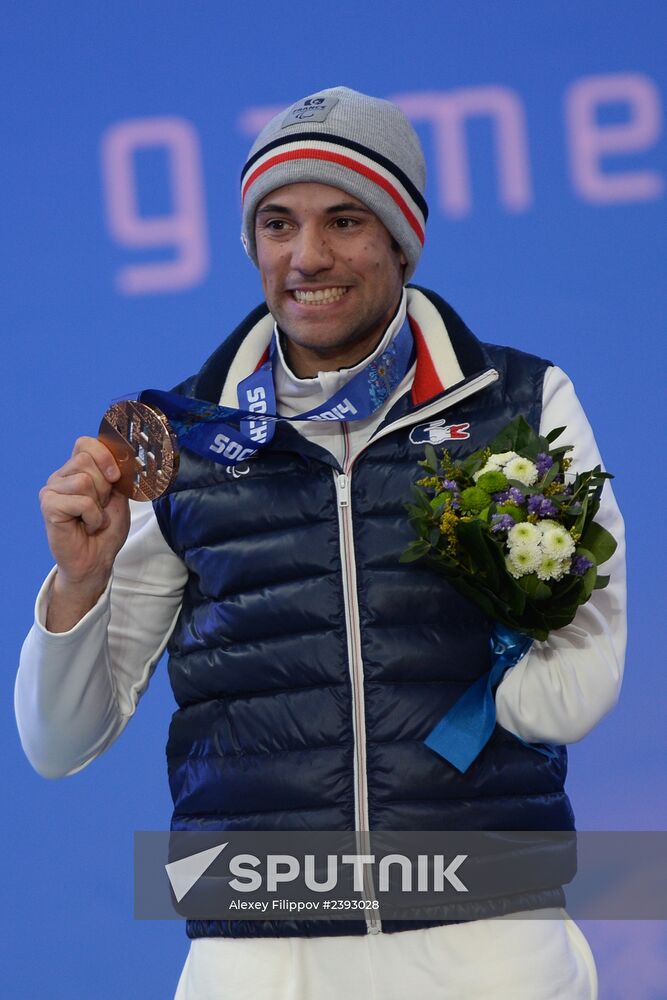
[337,473,350,507]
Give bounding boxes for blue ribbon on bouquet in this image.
[424,624,558,773]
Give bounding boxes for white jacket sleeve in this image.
[15,501,188,778]
[494,365,627,744]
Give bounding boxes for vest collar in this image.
[190,285,490,409]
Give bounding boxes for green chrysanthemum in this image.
[476,470,509,493]
[460,486,490,514]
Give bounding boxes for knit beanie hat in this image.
[240,86,428,281]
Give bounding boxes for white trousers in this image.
[174,909,597,1000]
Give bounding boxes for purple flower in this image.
[493,486,525,506]
[571,555,593,576]
[527,495,559,518]
[442,479,459,492]
[536,452,553,476]
[491,513,515,533]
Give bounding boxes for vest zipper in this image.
[332,366,499,935]
[337,473,350,507]
[335,450,382,933]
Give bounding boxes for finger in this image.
[49,450,116,506]
[45,472,111,510]
[72,436,121,482]
[58,438,119,493]
[40,489,108,534]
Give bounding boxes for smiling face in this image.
[254,182,407,378]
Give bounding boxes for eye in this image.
[262,219,291,232]
[332,217,360,229]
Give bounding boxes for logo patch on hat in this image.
[282,95,339,127]
[409,420,470,445]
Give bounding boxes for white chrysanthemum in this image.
[507,522,541,548]
[536,554,569,581]
[473,459,503,482]
[541,526,575,558]
[506,546,541,578]
[491,451,519,466]
[539,519,561,535]
[473,450,522,482]
[504,456,539,487]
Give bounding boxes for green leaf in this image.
[516,573,553,601]
[579,566,598,602]
[541,462,560,488]
[573,548,599,602]
[423,443,439,473]
[456,519,498,583]
[487,415,539,457]
[544,426,567,444]
[538,606,578,631]
[405,502,425,519]
[545,573,583,603]
[486,546,527,615]
[399,541,432,563]
[433,570,506,621]
[505,478,530,492]
[574,495,589,536]
[578,522,617,565]
[460,450,487,480]
[452,582,499,616]
[593,574,610,591]
[410,485,433,513]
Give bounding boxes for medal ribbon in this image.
[140,317,414,467]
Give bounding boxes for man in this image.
[17,87,625,999]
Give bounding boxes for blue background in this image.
[3,2,666,997]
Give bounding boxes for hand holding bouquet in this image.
[401,415,618,771]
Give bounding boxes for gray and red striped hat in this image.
[240,86,428,281]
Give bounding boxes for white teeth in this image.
[292,287,348,304]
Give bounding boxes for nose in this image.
[290,222,334,274]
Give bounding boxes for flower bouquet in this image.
[401,415,616,641]
[401,415,617,771]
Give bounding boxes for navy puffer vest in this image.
[154,287,575,939]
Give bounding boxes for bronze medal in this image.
[98,400,179,502]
